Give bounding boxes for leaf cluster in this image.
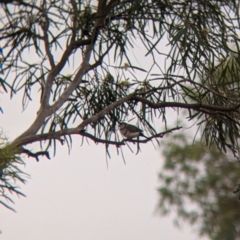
[0,133,28,212]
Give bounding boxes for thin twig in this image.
[41,1,55,68]
[14,126,182,147]
[21,148,51,162]
[132,96,240,112]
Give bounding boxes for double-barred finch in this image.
[118,122,148,139]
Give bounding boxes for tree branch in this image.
[13,125,183,148]
[12,85,240,147]
[79,126,183,145]
[40,38,92,107]
[132,96,240,112]
[69,0,78,41]
[41,1,55,68]
[39,0,107,110]
[77,93,136,130]
[45,0,108,114]
[21,147,50,162]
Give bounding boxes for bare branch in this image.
[69,0,78,41]
[13,125,183,148]
[132,96,240,112]
[21,148,50,162]
[79,127,183,145]
[41,1,55,68]
[40,38,92,106]
[40,45,75,108]
[13,127,80,147]
[77,93,136,130]
[79,130,124,146]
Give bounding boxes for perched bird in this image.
[118,122,148,139]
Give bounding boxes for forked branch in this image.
[79,126,183,146]
[14,125,182,149]
[21,148,51,162]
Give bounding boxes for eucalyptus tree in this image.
[0,0,240,210]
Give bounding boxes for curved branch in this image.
[77,92,240,133]
[77,93,136,130]
[132,96,240,112]
[40,39,92,108]
[14,125,183,148]
[21,148,50,162]
[12,86,240,147]
[80,126,183,145]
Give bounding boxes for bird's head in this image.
[118,122,126,130]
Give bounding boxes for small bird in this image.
[118,122,148,139]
